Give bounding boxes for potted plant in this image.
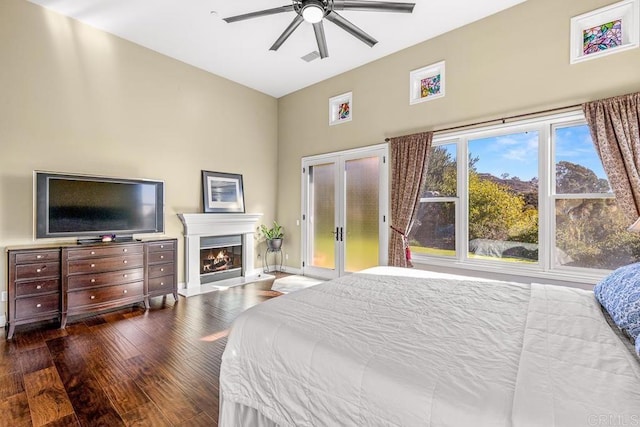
[260,221,284,251]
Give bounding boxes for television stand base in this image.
[77,235,134,245]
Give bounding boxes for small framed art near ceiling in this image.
[329,92,352,126]
[409,60,445,105]
[570,0,639,64]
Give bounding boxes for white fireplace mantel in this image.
[177,213,268,296]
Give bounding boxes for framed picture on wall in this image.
[570,0,639,64]
[409,61,445,105]
[329,92,353,126]
[202,170,245,213]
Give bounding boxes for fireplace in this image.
[178,213,264,296]
[200,235,242,284]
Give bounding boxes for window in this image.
[408,142,457,257]
[553,123,640,270]
[409,113,640,281]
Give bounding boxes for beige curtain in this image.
[388,131,432,267]
[583,92,640,223]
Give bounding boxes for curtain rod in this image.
[384,102,583,142]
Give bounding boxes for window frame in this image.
[411,110,615,284]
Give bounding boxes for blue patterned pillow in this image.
[594,262,640,354]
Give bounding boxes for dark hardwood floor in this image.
[0,274,286,427]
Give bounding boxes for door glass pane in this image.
[467,131,539,263]
[309,163,335,269]
[345,157,379,272]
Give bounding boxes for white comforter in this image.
[219,267,640,426]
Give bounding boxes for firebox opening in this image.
[199,234,243,284]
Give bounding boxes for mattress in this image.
[219,267,640,426]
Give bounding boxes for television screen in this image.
[35,172,164,240]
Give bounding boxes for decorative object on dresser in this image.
[5,238,178,339]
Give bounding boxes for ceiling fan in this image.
[223,0,416,59]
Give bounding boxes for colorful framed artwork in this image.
[202,170,245,213]
[570,0,639,64]
[409,61,445,105]
[329,92,352,126]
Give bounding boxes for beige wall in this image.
[0,0,279,317]
[277,0,640,271]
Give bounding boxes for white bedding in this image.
[219,267,640,426]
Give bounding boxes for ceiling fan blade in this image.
[312,21,329,59]
[325,11,378,47]
[270,15,305,51]
[223,5,295,23]
[332,0,415,13]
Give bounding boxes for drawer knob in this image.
[123,274,128,278]
[160,255,164,259]
[123,289,128,294]
[36,255,43,259]
[36,285,42,289]
[36,268,42,273]
[160,268,164,272]
[90,295,96,300]
[160,282,164,286]
[91,279,96,283]
[90,264,95,268]
[123,248,128,253]
[91,251,95,255]
[123,260,128,264]
[36,303,42,308]
[160,245,164,249]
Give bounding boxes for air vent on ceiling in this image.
[301,51,321,62]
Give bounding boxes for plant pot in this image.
[267,238,283,251]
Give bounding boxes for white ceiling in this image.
[27,0,526,98]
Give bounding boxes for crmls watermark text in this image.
[588,415,640,426]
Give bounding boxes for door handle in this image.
[339,227,344,242]
[333,227,339,241]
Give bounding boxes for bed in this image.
[219,266,640,426]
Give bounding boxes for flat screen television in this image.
[35,171,165,242]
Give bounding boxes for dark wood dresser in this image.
[6,238,178,339]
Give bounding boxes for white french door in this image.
[302,144,388,279]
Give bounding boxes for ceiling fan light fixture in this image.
[301,1,325,23]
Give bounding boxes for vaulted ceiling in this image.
[28,0,527,97]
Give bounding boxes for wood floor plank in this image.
[1,274,284,427]
[120,401,172,427]
[23,367,74,427]
[0,371,25,400]
[0,391,32,427]
[137,379,202,425]
[19,347,54,375]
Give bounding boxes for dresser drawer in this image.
[15,279,59,297]
[148,275,175,293]
[67,254,144,274]
[147,240,175,253]
[65,244,143,260]
[147,250,174,264]
[67,281,144,308]
[15,262,60,281]
[148,263,174,279]
[15,250,60,264]
[15,294,59,320]
[67,268,144,290]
